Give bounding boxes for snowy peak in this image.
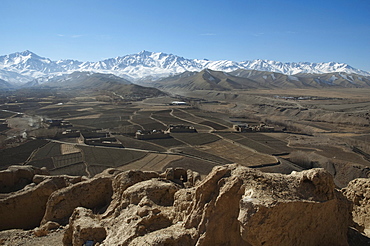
[0,50,369,85]
[237,59,369,76]
[0,50,51,68]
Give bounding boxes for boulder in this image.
[179,166,350,246]
[63,207,106,246]
[93,168,123,178]
[33,174,83,185]
[0,165,49,193]
[160,167,201,188]
[34,221,60,237]
[127,224,197,246]
[100,178,181,246]
[42,177,113,226]
[0,176,70,230]
[343,178,370,236]
[62,165,351,246]
[102,170,159,218]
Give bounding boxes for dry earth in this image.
[1,165,370,245]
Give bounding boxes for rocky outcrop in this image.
[100,179,181,245]
[41,177,113,226]
[0,165,358,245]
[61,165,351,246]
[63,207,106,246]
[174,166,350,246]
[33,174,83,186]
[343,178,370,236]
[0,165,85,231]
[0,176,77,230]
[0,165,49,193]
[34,221,61,237]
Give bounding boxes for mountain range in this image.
[36,71,165,98]
[147,69,370,91]
[1,50,369,85]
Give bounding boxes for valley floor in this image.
[1,88,370,186]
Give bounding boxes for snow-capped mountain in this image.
[0,50,83,84]
[0,50,369,85]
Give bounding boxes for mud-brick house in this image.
[44,119,72,128]
[79,131,123,148]
[165,125,197,133]
[257,124,275,132]
[135,129,170,140]
[234,123,275,132]
[233,124,251,132]
[80,132,109,143]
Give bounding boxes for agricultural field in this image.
[0,139,48,169]
[170,109,206,124]
[32,142,62,159]
[130,110,166,130]
[145,137,185,148]
[171,133,220,146]
[52,152,84,169]
[78,146,147,168]
[217,132,292,156]
[27,157,55,171]
[181,108,234,128]
[1,88,370,183]
[199,121,228,130]
[51,162,88,176]
[117,153,182,172]
[164,156,223,176]
[26,142,85,174]
[114,135,166,152]
[200,139,278,166]
[151,110,191,126]
[170,109,212,132]
[177,146,232,165]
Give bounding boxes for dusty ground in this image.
[0,228,64,246]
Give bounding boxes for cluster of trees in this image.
[263,116,316,135]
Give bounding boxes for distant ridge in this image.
[149,69,370,90]
[0,50,369,85]
[40,71,165,98]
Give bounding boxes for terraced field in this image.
[170,109,212,132]
[0,140,48,168]
[217,132,292,155]
[200,139,278,166]
[130,111,166,130]
[118,153,182,172]
[115,135,166,152]
[171,133,220,146]
[145,137,185,148]
[79,146,147,168]
[178,147,232,165]
[151,110,192,126]
[32,142,62,159]
[164,156,222,176]
[181,108,233,128]
[51,162,88,176]
[28,158,55,171]
[199,121,228,130]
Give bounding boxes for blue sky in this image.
[1,0,369,71]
